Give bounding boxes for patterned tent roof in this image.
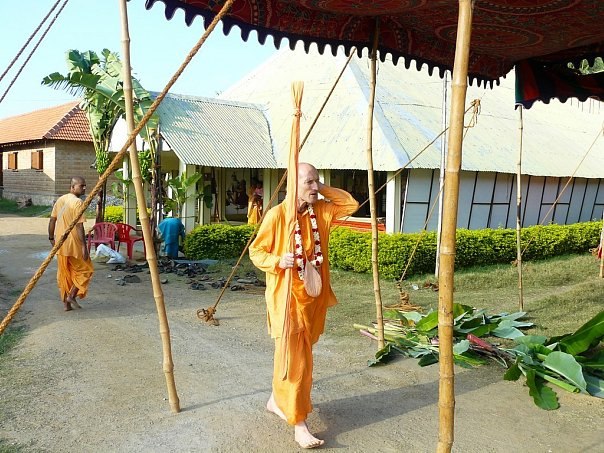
[144,0,604,86]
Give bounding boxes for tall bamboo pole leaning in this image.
[118,0,180,413]
[366,21,385,350]
[516,106,524,310]
[437,1,474,452]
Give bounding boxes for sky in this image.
[0,0,277,119]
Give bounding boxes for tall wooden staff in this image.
[279,81,304,379]
[118,0,180,413]
[516,106,524,310]
[366,21,385,349]
[437,1,474,452]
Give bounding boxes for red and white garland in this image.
[294,204,323,280]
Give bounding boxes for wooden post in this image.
[516,106,524,309]
[437,1,473,452]
[366,21,385,350]
[119,0,180,413]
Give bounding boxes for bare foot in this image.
[63,301,72,312]
[295,422,324,449]
[66,296,81,309]
[266,393,287,421]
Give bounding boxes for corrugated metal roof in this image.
[154,93,277,168]
[0,100,92,146]
[221,48,604,178]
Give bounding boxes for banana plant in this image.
[42,49,158,222]
[504,310,604,409]
[163,172,202,218]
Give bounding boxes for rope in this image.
[521,122,603,257]
[0,0,62,83]
[0,0,236,336]
[201,50,357,321]
[0,0,70,105]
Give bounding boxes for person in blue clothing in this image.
[158,216,185,258]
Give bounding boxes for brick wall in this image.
[2,143,57,205]
[54,141,102,195]
[1,140,120,206]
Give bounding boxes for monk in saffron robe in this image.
[247,179,263,225]
[249,163,359,449]
[48,176,94,311]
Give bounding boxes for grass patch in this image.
[194,253,602,342]
[328,253,603,340]
[0,439,28,453]
[0,199,51,217]
[0,326,25,356]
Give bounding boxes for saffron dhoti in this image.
[57,255,94,302]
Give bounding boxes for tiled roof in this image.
[0,101,92,147]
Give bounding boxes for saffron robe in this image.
[249,185,359,424]
[51,193,94,302]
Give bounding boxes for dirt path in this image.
[1,215,603,452]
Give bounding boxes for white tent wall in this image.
[400,169,604,233]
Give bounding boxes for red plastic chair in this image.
[114,222,145,260]
[88,222,117,252]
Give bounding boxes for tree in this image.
[42,49,158,222]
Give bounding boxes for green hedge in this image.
[181,221,602,277]
[184,224,255,260]
[103,206,151,224]
[330,221,602,279]
[104,206,124,223]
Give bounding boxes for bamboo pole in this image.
[435,71,449,278]
[437,1,473,452]
[516,106,524,310]
[118,0,180,413]
[366,21,385,350]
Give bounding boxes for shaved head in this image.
[297,162,320,210]
[70,176,86,197]
[71,176,85,187]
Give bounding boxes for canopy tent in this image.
[145,0,604,86]
[137,1,603,451]
[515,59,604,109]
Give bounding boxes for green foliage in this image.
[0,326,25,356]
[104,206,123,223]
[503,310,604,409]
[557,310,604,356]
[0,199,50,217]
[569,57,604,75]
[164,173,203,217]
[184,224,255,260]
[359,303,534,367]
[103,206,150,224]
[330,221,602,278]
[42,48,159,176]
